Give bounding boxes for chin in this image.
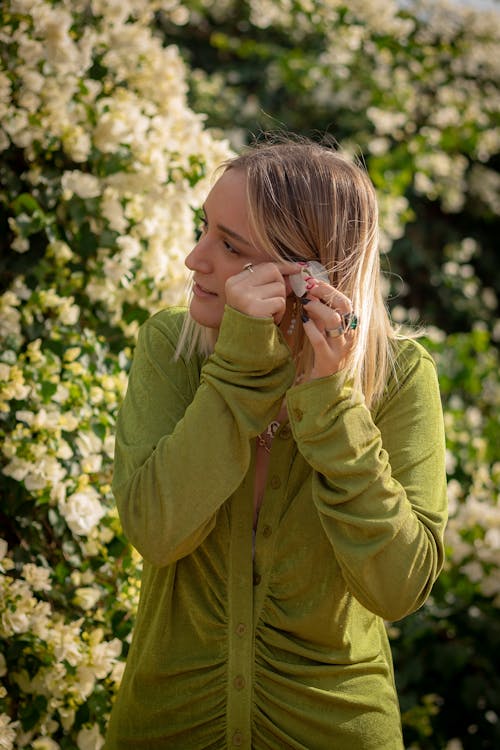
[189,298,223,329]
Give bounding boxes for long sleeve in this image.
[112,306,295,567]
[286,338,447,622]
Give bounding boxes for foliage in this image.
[0,0,230,747]
[155,0,500,337]
[392,329,500,749]
[1,1,499,749]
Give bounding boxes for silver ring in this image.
[325,326,344,339]
[243,263,254,273]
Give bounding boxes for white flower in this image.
[32,738,60,750]
[0,713,18,750]
[1,608,30,636]
[74,666,96,701]
[22,564,52,592]
[50,620,84,668]
[77,723,105,750]
[460,560,483,583]
[90,637,122,679]
[74,587,101,611]
[58,706,76,732]
[11,235,30,253]
[56,440,73,460]
[75,432,102,457]
[3,457,32,482]
[61,170,101,199]
[61,487,106,536]
[103,434,115,458]
[100,189,128,233]
[63,125,92,162]
[59,299,80,325]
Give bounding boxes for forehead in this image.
[206,168,247,214]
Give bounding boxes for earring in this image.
[287,298,298,336]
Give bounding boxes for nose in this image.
[185,236,212,273]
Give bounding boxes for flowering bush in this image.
[157,0,500,337]
[0,0,230,747]
[1,0,499,748]
[392,330,500,749]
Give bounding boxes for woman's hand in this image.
[225,261,299,325]
[300,279,357,380]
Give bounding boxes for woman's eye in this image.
[195,217,208,240]
[223,240,239,255]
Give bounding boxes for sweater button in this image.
[280,425,292,440]
[233,675,246,690]
[235,622,246,637]
[262,525,272,538]
[232,731,243,746]
[293,407,303,421]
[270,475,281,489]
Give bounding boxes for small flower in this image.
[22,564,52,592]
[61,487,106,537]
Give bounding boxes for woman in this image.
[104,139,447,749]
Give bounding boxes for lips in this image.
[193,280,217,297]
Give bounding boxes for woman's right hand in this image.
[225,261,299,325]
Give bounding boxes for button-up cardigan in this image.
[104,305,447,750]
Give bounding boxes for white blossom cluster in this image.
[1,0,498,745]
[0,541,123,749]
[163,0,500,255]
[0,0,232,746]
[1,0,231,337]
[1,331,126,543]
[444,392,500,606]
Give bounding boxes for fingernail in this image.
[301,312,309,323]
[305,280,317,290]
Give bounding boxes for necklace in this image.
[257,420,281,453]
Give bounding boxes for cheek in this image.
[217,261,240,290]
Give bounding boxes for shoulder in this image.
[143,306,188,341]
[130,308,203,393]
[131,307,191,371]
[373,337,440,418]
[136,307,189,354]
[391,337,437,378]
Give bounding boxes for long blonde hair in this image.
[177,137,400,409]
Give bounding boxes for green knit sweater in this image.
[104,306,447,750]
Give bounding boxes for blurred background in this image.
[0,1,499,748]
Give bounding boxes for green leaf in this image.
[41,380,57,402]
[19,694,48,731]
[11,193,42,215]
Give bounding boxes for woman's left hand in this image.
[300,280,357,380]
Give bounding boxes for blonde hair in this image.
[177,137,401,409]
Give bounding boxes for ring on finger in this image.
[243,262,254,273]
[340,311,358,332]
[325,326,344,339]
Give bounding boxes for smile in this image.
[193,281,217,297]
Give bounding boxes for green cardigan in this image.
[104,306,447,750]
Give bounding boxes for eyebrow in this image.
[217,223,252,247]
[202,204,252,247]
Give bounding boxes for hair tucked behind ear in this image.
[177,135,403,409]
